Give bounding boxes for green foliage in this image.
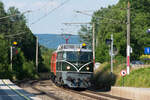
[78,0,150,63]
[116,67,150,87]
[93,61,150,88]
[22,61,37,79]
[39,45,54,72]
[78,25,92,48]
[0,35,10,73]
[92,62,116,90]
[0,1,43,80]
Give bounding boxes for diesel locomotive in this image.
[51,44,93,88]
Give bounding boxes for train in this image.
[50,43,94,88]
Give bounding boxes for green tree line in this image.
[79,0,150,63]
[0,1,46,80]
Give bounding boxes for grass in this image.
[93,60,150,89]
[116,67,150,87]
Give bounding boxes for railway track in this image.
[85,90,131,100]
[58,87,131,100]
[19,80,131,100]
[26,80,63,100]
[50,80,131,100]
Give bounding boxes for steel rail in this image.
[29,80,63,100]
[86,90,131,100]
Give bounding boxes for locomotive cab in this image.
[51,44,93,88]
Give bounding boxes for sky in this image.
[1,0,119,34]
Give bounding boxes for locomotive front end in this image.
[54,44,94,88]
[61,50,93,88]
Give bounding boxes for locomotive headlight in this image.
[86,66,90,70]
[67,66,71,70]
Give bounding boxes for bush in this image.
[92,63,116,90]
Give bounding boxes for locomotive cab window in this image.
[63,52,67,60]
[57,52,63,60]
[79,52,92,62]
[66,51,92,62]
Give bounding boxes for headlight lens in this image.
[67,66,70,70]
[86,66,90,70]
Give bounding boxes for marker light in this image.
[82,43,86,47]
[67,66,70,70]
[86,67,90,70]
[82,43,87,49]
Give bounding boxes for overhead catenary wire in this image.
[0,10,31,20]
[75,10,125,24]
[30,0,70,26]
[0,10,32,38]
[1,0,70,38]
[4,32,26,38]
[26,0,57,13]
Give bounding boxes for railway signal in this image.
[106,34,114,74]
[12,47,18,55]
[13,41,17,46]
[12,41,18,55]
[10,41,18,71]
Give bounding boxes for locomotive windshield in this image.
[65,51,92,62]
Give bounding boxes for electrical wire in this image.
[2,0,70,38]
[76,11,123,24]
[4,32,26,38]
[0,10,31,20]
[28,0,55,13]
[30,0,70,26]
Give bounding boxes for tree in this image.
[78,25,92,48]
[0,1,43,79]
[79,0,150,63]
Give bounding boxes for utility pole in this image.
[92,23,95,65]
[36,36,38,73]
[111,34,113,73]
[127,1,130,75]
[10,46,12,71]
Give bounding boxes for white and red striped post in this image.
[127,45,130,74]
[127,1,130,75]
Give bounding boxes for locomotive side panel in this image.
[51,54,53,73]
[51,52,57,75]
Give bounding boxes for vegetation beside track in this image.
[39,46,54,73]
[0,1,50,81]
[92,59,150,89]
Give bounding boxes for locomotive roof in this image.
[56,44,92,52]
